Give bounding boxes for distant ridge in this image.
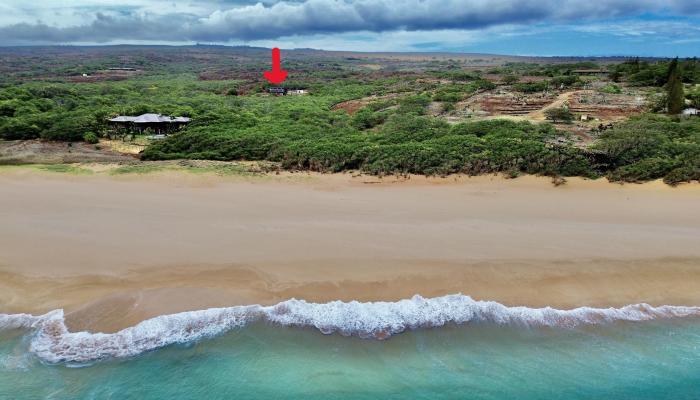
[0,44,671,61]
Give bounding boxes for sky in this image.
[0,0,699,56]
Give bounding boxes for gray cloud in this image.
[0,0,695,44]
[670,0,700,13]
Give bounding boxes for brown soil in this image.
[0,140,138,165]
[569,90,646,120]
[464,90,558,117]
[332,94,401,115]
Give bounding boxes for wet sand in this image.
[1,169,699,333]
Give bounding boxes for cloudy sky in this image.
[0,0,699,56]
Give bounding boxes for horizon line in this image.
[0,43,684,60]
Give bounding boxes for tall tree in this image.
[666,58,684,115]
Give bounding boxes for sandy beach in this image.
[1,168,699,333]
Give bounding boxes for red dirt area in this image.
[332,99,367,115]
[477,92,556,116]
[332,94,402,115]
[568,90,646,120]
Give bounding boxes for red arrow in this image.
[263,47,288,84]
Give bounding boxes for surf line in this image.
[2,294,699,364]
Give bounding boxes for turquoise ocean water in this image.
[2,297,700,399]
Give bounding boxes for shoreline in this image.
[3,257,700,334]
[9,293,700,365]
[1,168,699,333]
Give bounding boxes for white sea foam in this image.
[0,312,46,330]
[1,295,699,364]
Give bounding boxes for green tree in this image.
[544,107,574,123]
[666,58,685,115]
[0,119,41,140]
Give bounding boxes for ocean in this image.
[2,295,700,399]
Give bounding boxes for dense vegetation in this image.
[611,58,700,87]
[143,101,698,184]
[0,47,698,184]
[144,109,595,178]
[593,115,700,184]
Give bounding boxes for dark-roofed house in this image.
[268,87,287,95]
[108,113,191,135]
[267,87,308,96]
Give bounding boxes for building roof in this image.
[133,113,165,123]
[109,114,191,123]
[109,116,137,122]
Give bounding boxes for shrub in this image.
[0,119,41,140]
[514,81,549,93]
[432,91,463,103]
[502,74,519,85]
[664,166,699,185]
[40,113,99,141]
[544,107,574,123]
[608,158,677,182]
[352,108,386,130]
[83,132,99,144]
[599,84,622,94]
[551,75,581,88]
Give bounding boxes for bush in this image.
[608,158,677,182]
[0,101,17,117]
[664,166,700,185]
[599,84,622,94]
[397,95,431,115]
[352,108,386,130]
[432,91,463,103]
[594,115,700,183]
[0,119,41,140]
[551,75,581,88]
[474,79,496,91]
[83,132,99,144]
[514,81,549,93]
[502,74,519,85]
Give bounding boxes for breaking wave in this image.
[1,295,699,364]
